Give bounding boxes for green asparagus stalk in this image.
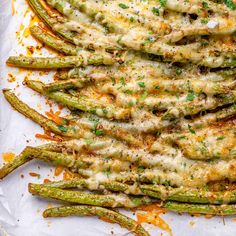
[45,178,236,204]
[162,91,236,120]
[28,183,155,208]
[0,146,90,179]
[45,178,142,195]
[32,148,90,169]
[163,0,236,16]
[30,25,79,55]
[3,89,84,138]
[141,185,236,204]
[181,103,236,130]
[0,147,34,179]
[104,79,236,96]
[43,78,90,92]
[28,0,76,43]
[164,201,236,216]
[43,201,236,218]
[26,80,131,120]
[43,205,150,236]
[6,52,114,69]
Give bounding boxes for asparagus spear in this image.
[162,91,236,120]
[141,185,236,204]
[163,0,236,16]
[28,0,76,43]
[26,80,131,120]
[30,25,79,55]
[28,183,155,208]
[0,147,33,179]
[164,201,236,216]
[0,146,90,179]
[102,79,236,96]
[32,148,90,169]
[43,78,91,92]
[6,52,114,69]
[43,205,150,236]
[3,89,85,138]
[45,178,236,204]
[181,103,236,130]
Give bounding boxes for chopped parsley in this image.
[129,16,135,22]
[152,7,160,16]
[89,116,104,136]
[102,108,108,114]
[128,101,134,107]
[188,124,196,134]
[224,0,236,10]
[186,91,195,101]
[159,0,167,7]
[120,77,126,86]
[201,18,209,24]
[118,3,129,9]
[140,91,148,101]
[138,166,145,172]
[104,166,111,177]
[202,1,209,8]
[95,129,104,136]
[217,136,225,140]
[58,125,68,133]
[123,89,133,94]
[84,138,93,145]
[176,67,182,75]
[138,82,146,88]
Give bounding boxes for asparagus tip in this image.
[2,88,11,94]
[42,209,49,218]
[6,56,15,66]
[28,183,35,194]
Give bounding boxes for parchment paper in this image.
[0,0,235,235]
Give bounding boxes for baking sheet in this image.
[0,0,236,235]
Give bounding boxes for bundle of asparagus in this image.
[1,0,236,235]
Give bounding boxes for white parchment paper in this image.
[0,0,236,235]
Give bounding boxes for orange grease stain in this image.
[23,15,40,38]
[23,7,30,17]
[54,166,64,176]
[8,73,16,83]
[47,203,53,209]
[63,170,78,180]
[43,179,51,184]
[2,152,15,163]
[29,172,40,177]
[136,204,172,236]
[11,0,15,16]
